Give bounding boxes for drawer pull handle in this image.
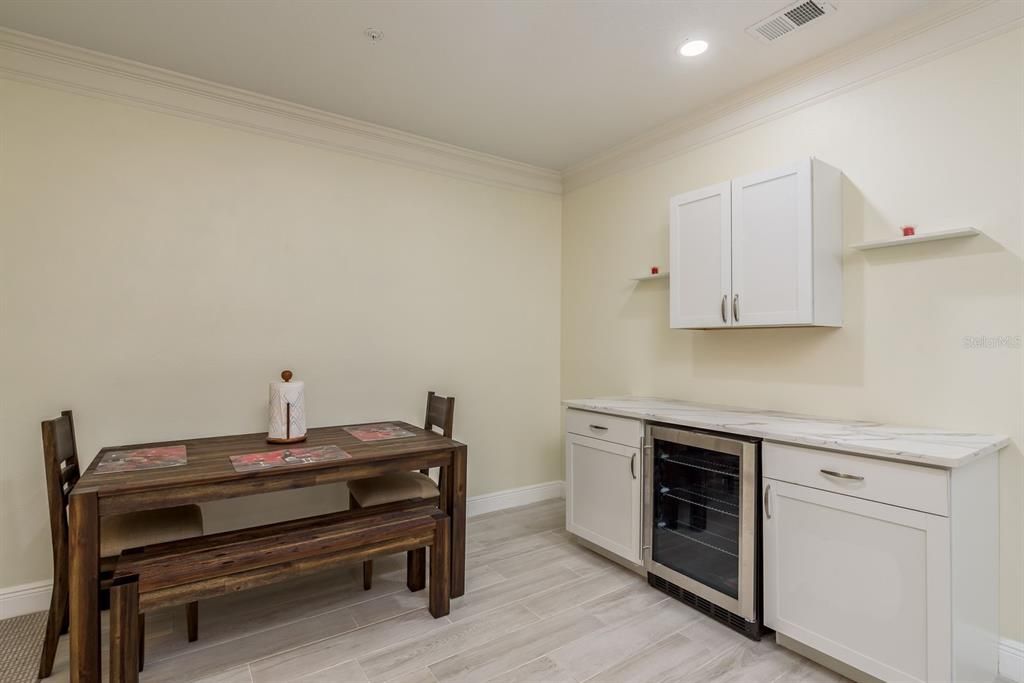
[589,424,608,431]
[820,469,864,482]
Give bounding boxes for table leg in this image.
[69,489,100,683]
[438,466,449,515]
[450,445,467,598]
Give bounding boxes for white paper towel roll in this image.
[268,370,307,443]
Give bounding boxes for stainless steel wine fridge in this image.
[643,424,763,639]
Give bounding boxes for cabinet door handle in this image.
[764,483,772,519]
[721,295,728,323]
[733,293,740,322]
[589,424,608,431]
[630,453,637,479]
[820,469,864,482]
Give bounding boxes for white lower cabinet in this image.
[763,443,999,683]
[565,411,642,565]
[764,480,950,682]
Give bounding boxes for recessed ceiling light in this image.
[679,39,708,57]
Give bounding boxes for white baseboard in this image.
[0,579,51,620]
[467,480,565,518]
[0,480,566,620]
[1002,638,1024,683]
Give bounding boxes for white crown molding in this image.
[0,28,562,195]
[563,0,1024,192]
[2,3,1021,196]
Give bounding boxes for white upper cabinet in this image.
[732,161,813,326]
[670,158,842,329]
[669,181,732,329]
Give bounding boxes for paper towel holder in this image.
[267,369,308,444]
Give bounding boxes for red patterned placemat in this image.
[344,423,416,442]
[96,445,187,473]
[229,444,351,472]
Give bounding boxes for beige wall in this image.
[2,24,1021,648]
[0,79,563,589]
[562,29,1023,642]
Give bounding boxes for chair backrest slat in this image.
[41,410,81,574]
[423,391,455,438]
[420,392,455,476]
[53,417,78,463]
[60,463,79,487]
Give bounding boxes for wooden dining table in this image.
[67,422,467,683]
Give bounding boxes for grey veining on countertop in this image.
[563,397,1009,468]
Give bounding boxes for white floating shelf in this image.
[851,227,979,251]
[631,271,669,281]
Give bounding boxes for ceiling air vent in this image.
[747,0,836,43]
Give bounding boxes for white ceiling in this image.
[0,0,934,170]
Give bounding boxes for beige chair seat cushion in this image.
[348,472,440,508]
[100,504,204,557]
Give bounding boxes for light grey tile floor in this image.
[42,498,853,682]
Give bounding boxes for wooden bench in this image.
[108,507,450,683]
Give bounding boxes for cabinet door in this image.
[731,161,813,325]
[565,433,641,564]
[763,479,951,683]
[669,182,732,328]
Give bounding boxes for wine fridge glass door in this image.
[645,425,757,621]
[653,440,741,598]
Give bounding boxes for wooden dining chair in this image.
[347,391,455,590]
[37,410,204,679]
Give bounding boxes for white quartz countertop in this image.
[563,397,1009,468]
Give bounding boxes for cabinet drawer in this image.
[566,409,642,447]
[763,442,949,516]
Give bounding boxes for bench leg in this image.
[407,548,426,592]
[138,613,145,672]
[362,560,373,590]
[187,601,199,642]
[350,494,373,591]
[110,577,140,683]
[429,515,450,618]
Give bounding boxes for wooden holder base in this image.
[266,435,307,444]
